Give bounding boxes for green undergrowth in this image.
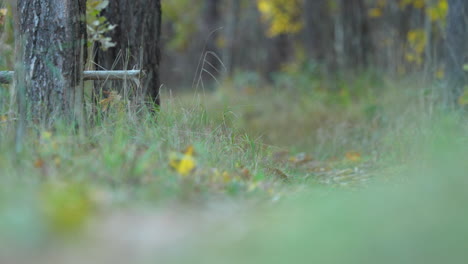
[176,125,468,264]
[1,72,467,259]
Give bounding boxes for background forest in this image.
[162,0,451,84]
[1,0,468,263]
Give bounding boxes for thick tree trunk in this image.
[96,0,162,107]
[445,0,468,106]
[15,0,87,123]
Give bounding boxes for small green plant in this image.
[86,0,116,51]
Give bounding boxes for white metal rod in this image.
[0,70,143,84]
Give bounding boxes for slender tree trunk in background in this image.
[265,34,290,79]
[96,0,162,107]
[303,0,334,67]
[15,0,87,124]
[224,0,240,75]
[377,2,414,74]
[201,0,221,84]
[445,0,468,106]
[240,1,267,74]
[339,0,372,69]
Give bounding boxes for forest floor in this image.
[1,73,468,263]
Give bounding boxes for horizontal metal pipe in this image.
[0,70,143,84]
[0,71,13,84]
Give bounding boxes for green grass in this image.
[1,72,467,263]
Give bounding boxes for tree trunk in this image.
[15,0,87,123]
[265,34,291,79]
[96,0,162,107]
[339,0,372,69]
[445,0,468,106]
[200,0,221,86]
[224,0,240,75]
[303,0,334,66]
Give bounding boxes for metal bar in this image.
[83,70,144,81]
[0,71,13,84]
[0,70,144,84]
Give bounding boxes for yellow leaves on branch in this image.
[399,0,426,9]
[368,8,383,18]
[257,0,303,37]
[371,0,447,22]
[405,29,427,66]
[426,0,448,22]
[399,0,448,22]
[368,0,387,18]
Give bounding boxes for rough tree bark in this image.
[96,0,162,107]
[445,0,468,106]
[15,0,87,123]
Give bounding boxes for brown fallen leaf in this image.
[34,158,45,169]
[268,168,290,181]
[345,151,362,162]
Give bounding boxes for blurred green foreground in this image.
[1,75,468,263]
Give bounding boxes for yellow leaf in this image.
[458,87,468,106]
[247,182,258,192]
[345,151,362,162]
[216,35,226,48]
[377,0,387,8]
[54,156,62,167]
[99,91,121,112]
[0,115,8,124]
[40,183,93,235]
[41,131,53,140]
[435,68,445,79]
[34,158,45,169]
[169,145,197,176]
[222,171,231,183]
[183,145,195,156]
[413,0,425,9]
[368,8,383,18]
[0,8,6,26]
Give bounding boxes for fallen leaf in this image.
[34,158,45,169]
[345,151,362,162]
[268,168,290,181]
[240,167,252,180]
[169,145,197,176]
